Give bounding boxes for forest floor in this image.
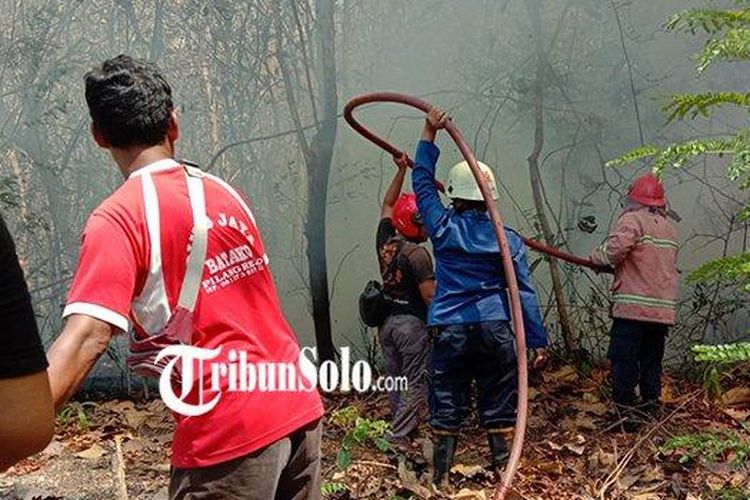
[1,363,749,500]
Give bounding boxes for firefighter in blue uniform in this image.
[411,107,549,485]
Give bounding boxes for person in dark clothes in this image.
[589,173,679,431]
[0,214,54,471]
[376,153,436,443]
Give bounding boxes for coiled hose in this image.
[344,92,597,499]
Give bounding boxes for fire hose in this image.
[343,92,599,499]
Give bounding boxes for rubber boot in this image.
[615,403,642,434]
[622,414,641,433]
[642,399,661,419]
[432,433,457,486]
[487,432,510,470]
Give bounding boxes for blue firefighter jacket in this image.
[411,140,549,348]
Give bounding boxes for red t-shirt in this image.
[64,159,324,468]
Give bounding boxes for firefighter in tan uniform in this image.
[590,173,679,431]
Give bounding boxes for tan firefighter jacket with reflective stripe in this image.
[590,206,679,325]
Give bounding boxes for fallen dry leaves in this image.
[721,386,750,407]
[0,365,747,499]
[319,364,750,499]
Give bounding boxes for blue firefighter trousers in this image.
[429,321,517,431]
[608,318,668,407]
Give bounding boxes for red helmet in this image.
[392,193,423,240]
[628,173,666,208]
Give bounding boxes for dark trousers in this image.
[169,419,322,500]
[429,321,517,431]
[378,314,430,439]
[608,318,668,407]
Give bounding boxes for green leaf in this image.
[697,27,750,73]
[78,407,89,429]
[336,448,352,469]
[651,137,736,174]
[727,148,750,181]
[321,481,347,495]
[330,405,359,427]
[688,252,750,285]
[606,145,661,167]
[332,405,391,471]
[663,92,750,123]
[738,203,750,222]
[693,342,750,362]
[374,437,390,452]
[665,8,750,35]
[660,430,750,470]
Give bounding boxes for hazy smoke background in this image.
[0,0,746,387]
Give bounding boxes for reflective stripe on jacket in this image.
[590,207,679,325]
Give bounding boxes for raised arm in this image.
[412,107,450,237]
[381,153,410,219]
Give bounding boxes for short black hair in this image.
[85,54,174,149]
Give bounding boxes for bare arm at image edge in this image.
[0,373,55,471]
[0,215,54,471]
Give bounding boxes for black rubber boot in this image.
[432,434,457,486]
[487,432,510,470]
[622,414,642,433]
[615,403,642,433]
[642,399,661,418]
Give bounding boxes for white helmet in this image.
[446,160,498,201]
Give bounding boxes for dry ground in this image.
[1,364,748,499]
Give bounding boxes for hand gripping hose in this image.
[345,92,531,499]
[344,93,598,271]
[345,92,606,497]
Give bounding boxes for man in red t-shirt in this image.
[47,54,324,499]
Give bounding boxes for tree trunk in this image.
[276,0,338,362]
[304,0,338,362]
[526,0,576,355]
[305,122,336,362]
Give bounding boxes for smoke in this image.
[0,0,746,381]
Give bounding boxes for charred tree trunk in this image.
[276,0,338,362]
[305,121,336,362]
[526,0,576,355]
[304,0,338,362]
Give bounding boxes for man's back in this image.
[65,160,324,468]
[428,207,511,325]
[376,218,433,320]
[607,208,679,325]
[411,139,547,348]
